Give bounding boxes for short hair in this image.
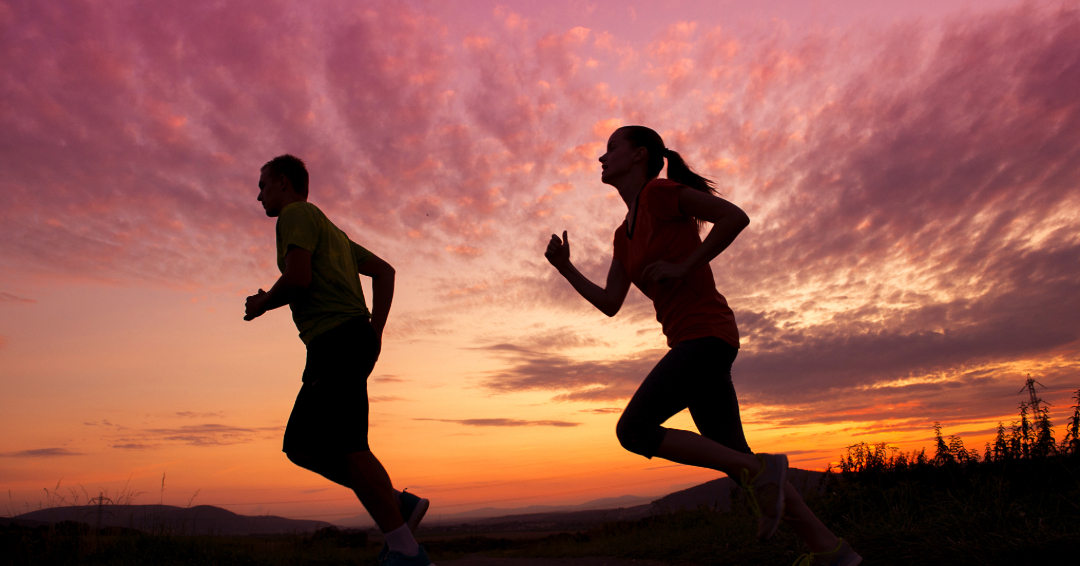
[262,154,309,198]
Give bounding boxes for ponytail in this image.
[617,126,717,197]
[663,148,717,197]
[617,126,718,228]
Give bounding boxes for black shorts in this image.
[282,317,379,456]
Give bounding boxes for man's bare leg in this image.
[345,450,404,532]
[287,450,411,533]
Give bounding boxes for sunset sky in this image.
[2,0,1079,525]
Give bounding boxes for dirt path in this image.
[438,555,668,566]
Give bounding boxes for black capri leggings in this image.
[616,336,753,458]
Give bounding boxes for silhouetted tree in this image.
[892,448,910,473]
[840,442,904,474]
[993,421,1011,461]
[1033,405,1056,458]
[1022,376,1056,458]
[838,379,1073,484]
[934,422,956,465]
[1061,389,1080,455]
[1011,402,1033,459]
[948,435,978,464]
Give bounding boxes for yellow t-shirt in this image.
[276,202,373,344]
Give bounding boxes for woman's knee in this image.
[616,416,663,457]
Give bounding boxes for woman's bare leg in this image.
[654,429,761,480]
[655,429,840,553]
[782,482,840,553]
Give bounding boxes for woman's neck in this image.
[615,172,653,210]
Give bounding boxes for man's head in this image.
[258,154,309,217]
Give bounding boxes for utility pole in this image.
[1021,374,1047,413]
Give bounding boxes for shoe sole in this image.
[405,497,429,531]
[758,454,787,541]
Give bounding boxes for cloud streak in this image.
[414,417,580,428]
[2,448,84,458]
[111,423,284,448]
[0,292,35,304]
[478,343,664,402]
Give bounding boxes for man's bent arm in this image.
[244,247,312,321]
[358,254,395,337]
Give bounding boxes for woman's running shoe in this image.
[741,453,788,540]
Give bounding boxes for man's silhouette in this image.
[246,155,433,566]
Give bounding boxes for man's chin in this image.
[264,208,279,217]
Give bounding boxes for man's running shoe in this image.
[793,538,862,566]
[741,453,788,540]
[399,489,430,531]
[377,543,435,566]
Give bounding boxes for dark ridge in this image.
[4,504,332,536]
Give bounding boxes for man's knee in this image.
[286,451,315,470]
[616,416,661,457]
[287,451,352,486]
[287,451,331,475]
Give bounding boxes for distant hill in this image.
[5,504,333,535]
[5,469,828,536]
[651,467,825,512]
[441,494,660,521]
[398,468,826,533]
[334,494,660,528]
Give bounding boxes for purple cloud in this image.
[414,417,580,427]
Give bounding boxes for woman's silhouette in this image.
[545,126,860,565]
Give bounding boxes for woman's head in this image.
[603,125,717,196]
[616,126,667,179]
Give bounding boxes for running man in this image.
[245,155,433,566]
[544,127,861,566]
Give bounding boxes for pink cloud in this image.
[445,245,483,257]
[2,1,589,285]
[414,417,580,427]
[2,0,1077,432]
[447,2,1080,429]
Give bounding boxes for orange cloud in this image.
[445,245,483,257]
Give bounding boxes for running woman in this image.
[544,127,861,565]
[246,155,434,566]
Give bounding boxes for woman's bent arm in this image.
[641,188,750,283]
[545,231,631,317]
